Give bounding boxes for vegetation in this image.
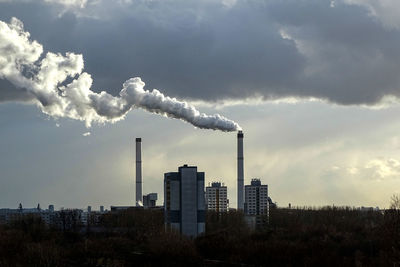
[0,206,399,266]
[390,194,400,209]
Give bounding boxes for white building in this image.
[0,204,56,225]
[244,179,268,216]
[164,165,205,237]
[205,182,229,212]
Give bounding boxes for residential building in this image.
[205,182,229,212]
[244,178,268,216]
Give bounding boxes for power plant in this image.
[135,131,247,211]
[132,130,271,234]
[0,130,272,236]
[237,130,244,210]
[136,138,142,206]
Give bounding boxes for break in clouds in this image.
[0,18,241,132]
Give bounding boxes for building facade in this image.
[0,205,56,225]
[244,179,268,216]
[205,182,229,212]
[0,205,106,229]
[143,193,158,208]
[164,165,205,237]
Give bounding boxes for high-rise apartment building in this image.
[205,182,229,212]
[164,165,205,237]
[244,179,268,216]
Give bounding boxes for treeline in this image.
[0,207,399,266]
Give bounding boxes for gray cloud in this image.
[1,0,400,107]
[4,0,400,209]
[344,0,400,30]
[0,17,240,131]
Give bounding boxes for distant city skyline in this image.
[1,102,398,209]
[2,0,400,210]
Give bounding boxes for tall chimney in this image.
[136,138,142,206]
[237,131,244,210]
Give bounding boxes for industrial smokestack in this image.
[136,138,142,206]
[237,131,244,210]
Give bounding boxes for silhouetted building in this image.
[206,182,229,212]
[143,193,158,208]
[164,165,205,237]
[0,205,106,228]
[268,197,277,209]
[0,204,57,225]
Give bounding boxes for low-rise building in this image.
[143,193,158,208]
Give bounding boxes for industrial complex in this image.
[0,131,272,237]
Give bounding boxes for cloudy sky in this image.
[1,0,400,210]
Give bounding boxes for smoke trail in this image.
[0,17,241,132]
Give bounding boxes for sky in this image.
[1,0,400,210]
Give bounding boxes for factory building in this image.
[205,182,229,213]
[143,193,158,208]
[164,165,205,237]
[244,179,269,216]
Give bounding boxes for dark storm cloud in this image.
[267,0,400,104]
[69,1,305,101]
[1,0,400,105]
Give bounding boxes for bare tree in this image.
[390,194,400,209]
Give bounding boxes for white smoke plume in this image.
[0,18,241,132]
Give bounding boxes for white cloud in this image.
[44,0,88,8]
[0,0,89,8]
[331,165,340,171]
[365,158,400,179]
[347,167,359,175]
[221,0,237,8]
[0,17,240,131]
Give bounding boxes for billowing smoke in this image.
[0,18,241,132]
